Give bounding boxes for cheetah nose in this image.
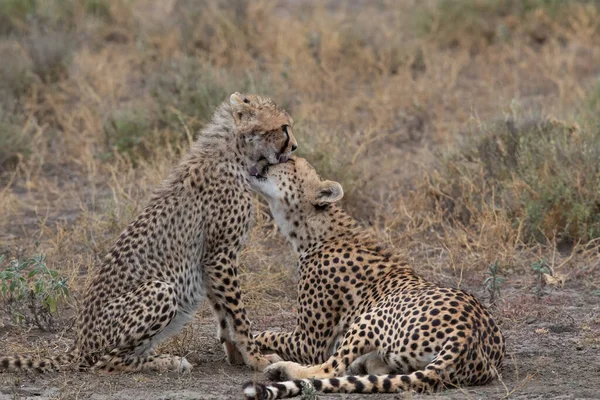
[291,144,297,152]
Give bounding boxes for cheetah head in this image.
[228,92,297,174]
[249,156,343,250]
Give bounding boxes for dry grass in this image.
[1,0,600,397]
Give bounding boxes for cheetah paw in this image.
[263,361,299,381]
[174,356,193,373]
[264,353,283,364]
[252,356,274,372]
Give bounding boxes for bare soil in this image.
[2,1,600,399]
[2,278,599,400]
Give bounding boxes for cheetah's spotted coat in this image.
[244,157,505,398]
[0,93,297,374]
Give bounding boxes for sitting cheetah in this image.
[243,157,505,398]
[0,93,297,373]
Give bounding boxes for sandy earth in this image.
[2,284,599,400]
[2,1,600,398]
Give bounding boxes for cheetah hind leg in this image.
[90,281,192,373]
[348,351,394,375]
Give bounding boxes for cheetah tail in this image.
[243,369,442,400]
[242,339,469,399]
[0,352,78,373]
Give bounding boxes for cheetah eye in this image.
[281,125,289,134]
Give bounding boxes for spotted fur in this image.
[1,93,297,374]
[244,157,504,398]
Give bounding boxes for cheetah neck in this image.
[274,204,362,255]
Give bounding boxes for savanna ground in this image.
[1,0,600,399]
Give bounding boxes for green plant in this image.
[102,110,152,164]
[22,26,74,83]
[587,79,600,112]
[428,115,600,245]
[0,40,34,99]
[483,261,505,305]
[150,58,276,138]
[0,117,34,172]
[0,0,115,36]
[82,0,113,21]
[0,254,70,331]
[0,0,37,35]
[300,379,318,400]
[531,259,552,299]
[413,0,600,46]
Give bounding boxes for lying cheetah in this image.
[0,93,297,373]
[243,157,505,398]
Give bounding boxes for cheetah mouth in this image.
[249,158,270,181]
[249,154,290,180]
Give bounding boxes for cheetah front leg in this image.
[254,329,329,364]
[204,256,272,371]
[254,330,302,363]
[263,318,378,381]
[206,288,245,366]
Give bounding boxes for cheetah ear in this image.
[229,92,254,126]
[314,180,344,207]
